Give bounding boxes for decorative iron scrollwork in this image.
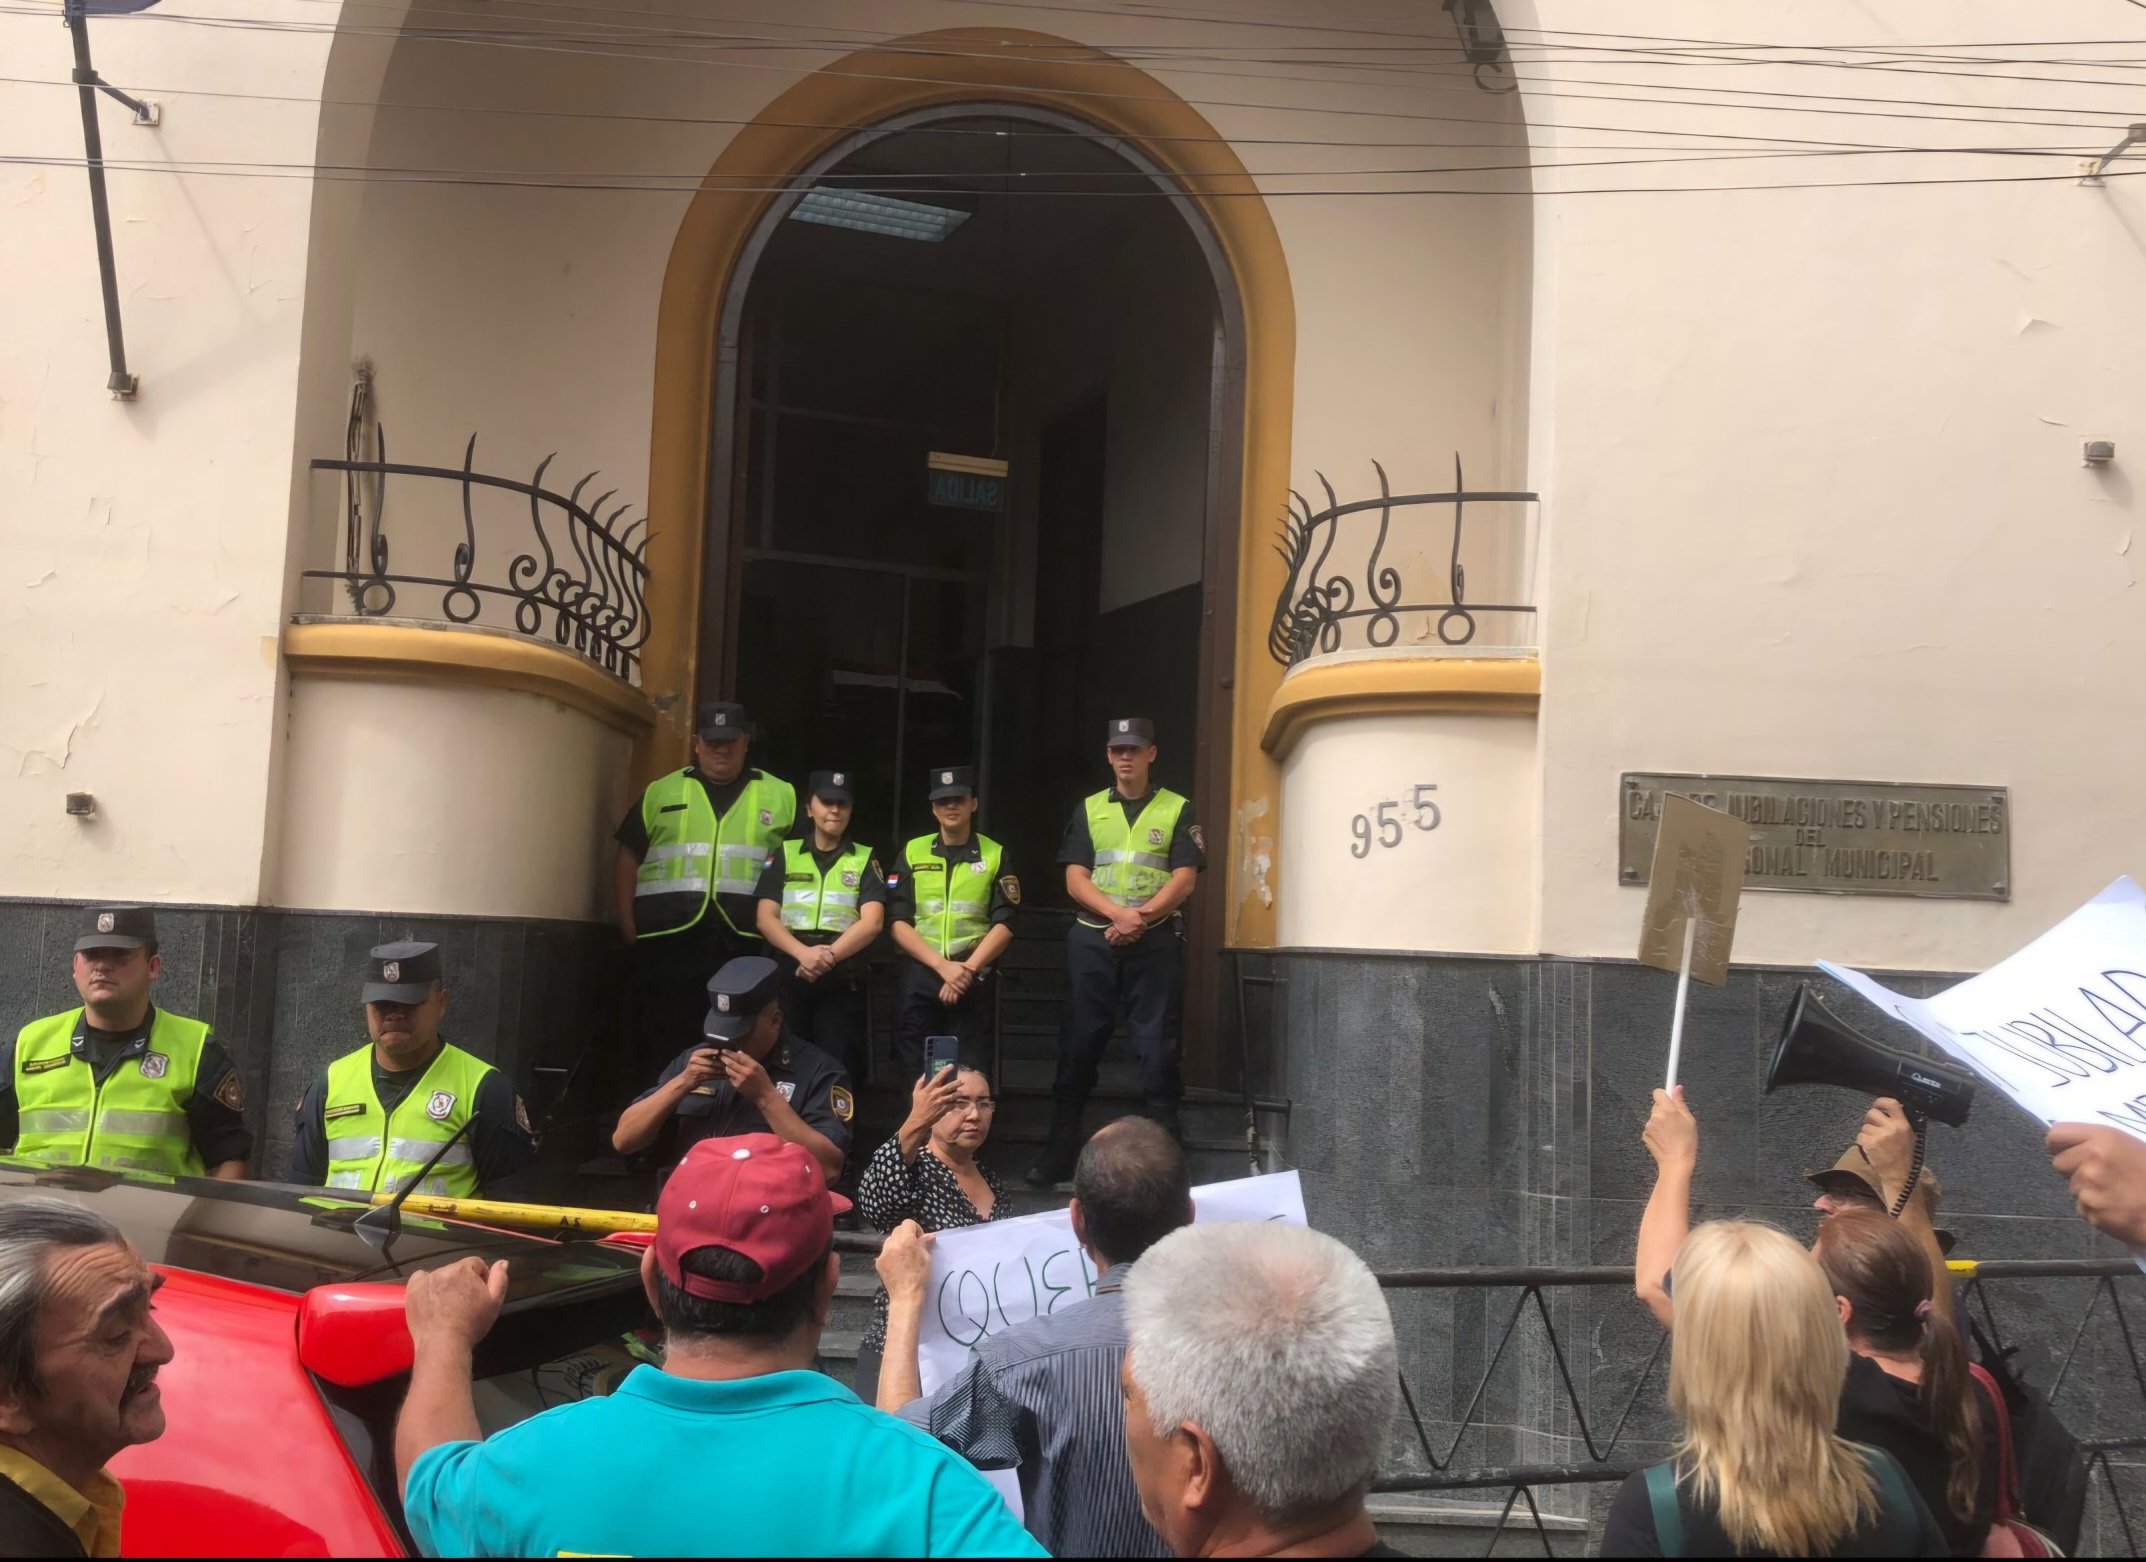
[305,428,651,682]
[1269,457,1538,666]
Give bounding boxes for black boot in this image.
[1024,1105,1084,1188]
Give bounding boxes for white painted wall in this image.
[1278,705,1537,954]
[273,676,631,921]
[0,2,333,906]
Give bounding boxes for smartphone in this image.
[924,1035,961,1081]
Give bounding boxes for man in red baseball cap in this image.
[395,1134,1042,1558]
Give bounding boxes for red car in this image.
[0,1165,653,1556]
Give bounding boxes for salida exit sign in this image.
[927,452,1008,514]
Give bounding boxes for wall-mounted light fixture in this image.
[64,793,96,818]
[2085,440,2117,466]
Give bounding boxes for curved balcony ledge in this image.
[1260,652,1540,761]
[284,616,658,737]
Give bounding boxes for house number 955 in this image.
[1350,784,1441,857]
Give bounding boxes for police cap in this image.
[1105,717,1156,749]
[696,701,755,742]
[927,765,976,801]
[705,955,782,1043]
[364,941,444,1005]
[74,905,156,954]
[809,769,855,805]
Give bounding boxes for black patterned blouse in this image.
[855,1134,1013,1351]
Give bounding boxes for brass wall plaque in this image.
[1620,773,2010,902]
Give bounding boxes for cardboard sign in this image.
[915,1171,1308,1395]
[1824,876,2146,1141]
[1637,794,1747,986]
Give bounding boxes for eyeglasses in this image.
[951,1097,997,1115]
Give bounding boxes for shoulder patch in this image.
[829,1084,855,1123]
[999,874,1022,906]
[868,856,882,878]
[213,1073,244,1112]
[515,1095,533,1136]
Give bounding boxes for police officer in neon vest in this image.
[1026,719,1205,1188]
[754,769,886,1088]
[3,906,252,1179]
[285,943,538,1199]
[886,766,1019,1084]
[613,701,797,1075]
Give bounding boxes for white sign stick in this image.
[1665,913,1697,1090]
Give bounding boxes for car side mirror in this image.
[297,1283,414,1387]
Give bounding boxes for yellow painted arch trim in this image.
[1261,656,1541,761]
[283,619,657,736]
[643,27,1296,949]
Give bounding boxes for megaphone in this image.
[1766,983,1977,1129]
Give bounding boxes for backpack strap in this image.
[1971,1362,2024,1524]
[1852,1444,1920,1552]
[1644,1463,1686,1558]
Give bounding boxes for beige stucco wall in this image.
[0,2,334,906]
[272,673,631,921]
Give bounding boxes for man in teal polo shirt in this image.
[394,1133,1042,1559]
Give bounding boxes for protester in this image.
[395,1134,1041,1558]
[851,1065,1012,1406]
[0,1197,174,1557]
[2047,1122,2146,1246]
[1815,1210,1994,1556]
[874,1115,1193,1557]
[1120,1222,1401,1559]
[1601,1221,1948,1558]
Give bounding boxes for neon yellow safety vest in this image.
[903,834,1003,959]
[12,1008,209,1177]
[778,840,874,935]
[1086,788,1189,908]
[320,1042,496,1198]
[633,768,797,939]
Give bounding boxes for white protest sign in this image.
[916,1170,1307,1395]
[1821,876,2146,1139]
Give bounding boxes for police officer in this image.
[286,942,538,1199]
[754,769,886,1087]
[3,906,252,1179]
[611,955,854,1184]
[613,701,797,1076]
[1026,718,1204,1187]
[887,765,1018,1084]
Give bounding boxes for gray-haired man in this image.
[1121,1222,1400,1558]
[0,1196,173,1557]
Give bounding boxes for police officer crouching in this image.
[4,906,252,1178]
[287,943,538,1199]
[888,766,1018,1082]
[611,956,854,1185]
[754,769,886,1087]
[1026,718,1204,1187]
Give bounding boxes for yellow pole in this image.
[368,1192,656,1236]
[1946,1259,1978,1279]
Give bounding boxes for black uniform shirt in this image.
[886,837,1019,931]
[752,842,889,944]
[615,767,772,940]
[284,1042,539,1194]
[634,1032,855,1162]
[0,1007,254,1169]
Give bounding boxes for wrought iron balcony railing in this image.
[1269,458,1539,667]
[304,423,651,682]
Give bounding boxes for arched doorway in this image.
[642,32,1296,1081]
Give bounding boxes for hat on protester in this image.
[1807,1145,1957,1255]
[74,905,157,954]
[808,769,855,806]
[655,1133,851,1302]
[1105,717,1156,748]
[927,765,976,801]
[696,701,755,741]
[362,941,443,1005]
[704,955,783,1044]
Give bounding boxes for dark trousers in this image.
[626,925,750,1082]
[1054,919,1185,1128]
[780,966,868,1086]
[893,962,995,1084]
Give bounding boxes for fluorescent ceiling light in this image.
[789,189,971,242]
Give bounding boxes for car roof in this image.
[0,1165,645,1300]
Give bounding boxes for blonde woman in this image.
[1599,1222,1948,1558]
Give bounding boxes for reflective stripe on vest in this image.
[318,1042,497,1199]
[11,1009,210,1178]
[633,769,797,939]
[1086,790,1188,908]
[779,840,872,933]
[903,834,1003,958]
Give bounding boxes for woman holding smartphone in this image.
[851,1058,1014,1406]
